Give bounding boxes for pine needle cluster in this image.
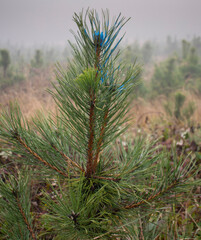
[0,9,200,239]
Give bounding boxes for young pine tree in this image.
[0,49,11,78]
[0,10,200,239]
[31,49,43,68]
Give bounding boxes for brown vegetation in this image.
[0,66,56,118]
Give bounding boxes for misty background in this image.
[1,0,201,45]
[1,0,201,104]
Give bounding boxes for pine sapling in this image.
[0,9,200,240]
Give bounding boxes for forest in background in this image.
[1,35,201,122]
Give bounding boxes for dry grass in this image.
[131,93,201,125]
[0,66,56,118]
[0,66,200,125]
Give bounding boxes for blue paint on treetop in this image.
[93,31,105,47]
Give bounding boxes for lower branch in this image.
[15,135,68,177]
[52,145,84,173]
[93,175,121,182]
[13,192,37,240]
[124,180,178,209]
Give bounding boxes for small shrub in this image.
[174,92,186,120]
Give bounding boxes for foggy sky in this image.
[0,0,201,45]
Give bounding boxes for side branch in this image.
[86,92,96,177]
[92,109,109,173]
[15,135,68,177]
[124,180,178,209]
[52,145,85,173]
[13,191,37,240]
